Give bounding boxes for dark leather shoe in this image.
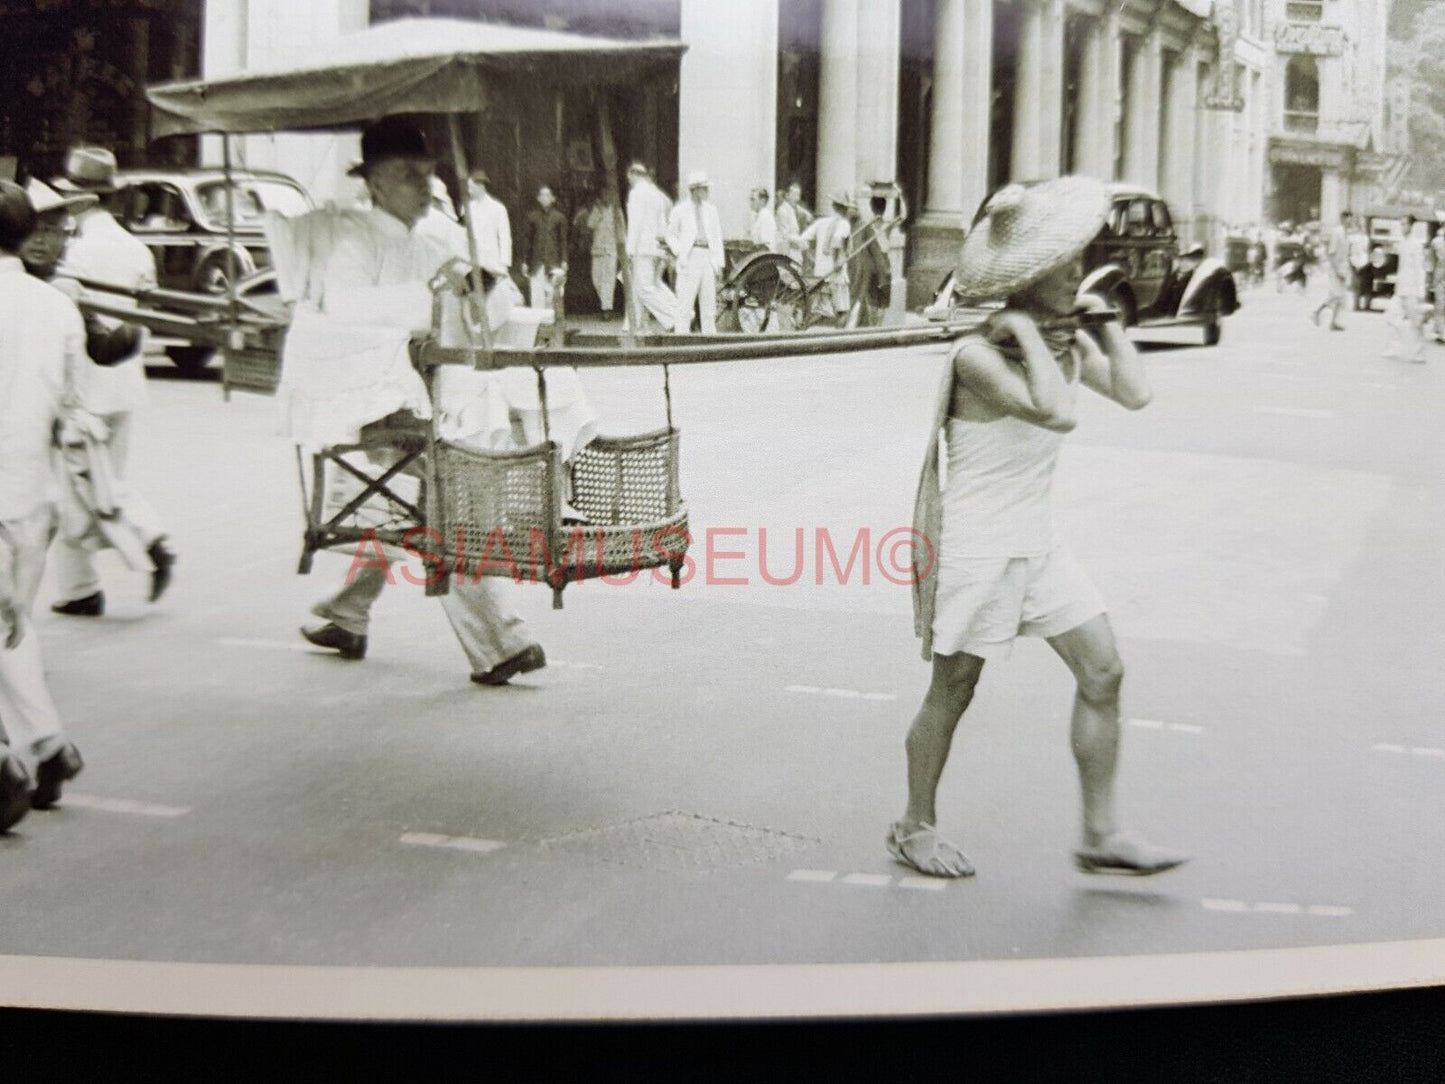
[300,622,367,660]
[0,748,32,833]
[31,743,83,811]
[471,644,546,686]
[148,538,176,602]
[52,592,104,617]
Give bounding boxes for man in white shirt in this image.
[0,182,89,826]
[776,181,804,262]
[288,117,546,685]
[799,189,854,320]
[748,187,778,252]
[1390,215,1429,364]
[624,161,676,331]
[464,168,512,278]
[1347,217,1372,310]
[50,145,175,616]
[666,171,725,335]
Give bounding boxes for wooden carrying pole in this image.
[446,113,495,357]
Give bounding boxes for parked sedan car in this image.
[926,183,1240,346]
[110,167,311,370]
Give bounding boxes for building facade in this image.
[1264,0,1402,226]
[186,1,1311,306]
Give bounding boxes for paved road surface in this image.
[3,287,1442,972]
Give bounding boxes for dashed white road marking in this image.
[1372,743,1445,759]
[1128,719,1203,734]
[1253,406,1336,419]
[62,793,191,818]
[400,832,506,855]
[786,685,897,702]
[1202,897,1352,918]
[898,876,948,892]
[786,869,837,883]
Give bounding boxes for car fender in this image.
[1079,264,1129,302]
[1180,260,1238,316]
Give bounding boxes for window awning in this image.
[146,18,685,138]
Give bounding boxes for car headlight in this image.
[1370,247,1387,269]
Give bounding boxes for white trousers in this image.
[0,505,66,762]
[309,449,534,675]
[52,411,164,603]
[591,252,618,312]
[673,249,718,335]
[529,268,560,312]
[630,255,676,330]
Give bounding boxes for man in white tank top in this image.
[893,177,1189,880]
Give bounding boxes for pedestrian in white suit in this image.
[667,172,725,335]
[624,161,676,330]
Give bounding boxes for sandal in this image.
[886,821,975,879]
[1074,833,1189,876]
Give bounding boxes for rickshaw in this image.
[128,19,982,608]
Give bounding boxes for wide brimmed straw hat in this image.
[26,177,97,216]
[953,176,1110,304]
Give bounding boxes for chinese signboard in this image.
[1203,0,1246,111]
[1275,23,1347,57]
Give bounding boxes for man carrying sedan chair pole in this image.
[892,176,1189,880]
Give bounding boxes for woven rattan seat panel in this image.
[569,429,679,525]
[434,441,556,578]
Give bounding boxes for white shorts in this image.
[931,547,1106,660]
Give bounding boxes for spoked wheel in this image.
[723,254,809,333]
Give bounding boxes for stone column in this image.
[1036,0,1065,178]
[1122,28,1162,189]
[679,0,779,239]
[817,0,900,204]
[1073,7,1120,180]
[924,0,992,228]
[1163,46,1199,244]
[912,0,992,306]
[1011,0,1044,180]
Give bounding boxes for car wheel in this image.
[1203,318,1222,347]
[167,345,215,374]
[1087,287,1135,329]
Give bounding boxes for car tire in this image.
[1203,318,1222,346]
[167,345,216,374]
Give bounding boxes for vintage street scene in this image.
[0,0,1442,1015]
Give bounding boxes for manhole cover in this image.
[536,811,814,872]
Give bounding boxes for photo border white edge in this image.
[1,938,1442,1021]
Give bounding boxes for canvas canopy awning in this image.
[146,18,685,137]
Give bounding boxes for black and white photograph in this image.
[1,0,1443,1029]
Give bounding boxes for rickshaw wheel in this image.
[724,254,808,333]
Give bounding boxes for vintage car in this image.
[926,183,1240,346]
[110,167,311,370]
[1357,207,1441,308]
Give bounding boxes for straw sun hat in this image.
[952,175,1110,305]
[26,177,97,217]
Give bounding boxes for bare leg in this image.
[1047,615,1123,846]
[1049,615,1188,874]
[889,651,985,877]
[901,651,985,830]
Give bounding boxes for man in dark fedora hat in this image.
[48,144,176,618]
[269,116,547,686]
